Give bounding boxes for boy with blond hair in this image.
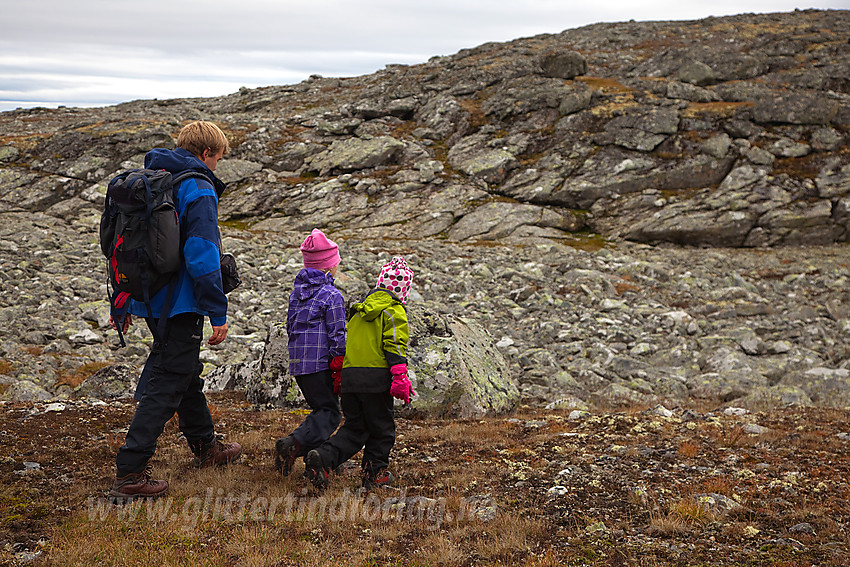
[108,120,241,502]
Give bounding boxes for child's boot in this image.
[362,469,394,491]
[304,450,329,491]
[274,436,302,475]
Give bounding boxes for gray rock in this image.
[73,364,137,399]
[666,81,719,103]
[780,367,850,406]
[216,159,263,185]
[692,493,742,515]
[3,381,53,402]
[703,133,732,159]
[678,61,716,86]
[753,92,839,125]
[769,137,810,158]
[538,51,587,79]
[447,201,581,241]
[306,136,406,175]
[811,127,844,151]
[3,10,850,412]
[735,386,813,410]
[815,160,850,199]
[406,304,519,417]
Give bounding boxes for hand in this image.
[208,323,228,345]
[330,355,344,396]
[109,314,132,334]
[390,363,415,405]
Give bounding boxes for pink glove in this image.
[330,356,344,396]
[390,363,415,404]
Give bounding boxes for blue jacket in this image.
[128,147,228,326]
[287,268,346,376]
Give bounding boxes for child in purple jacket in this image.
[275,229,346,475]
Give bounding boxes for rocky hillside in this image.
[1,9,849,411]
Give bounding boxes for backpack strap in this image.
[148,169,211,340]
[171,170,213,196]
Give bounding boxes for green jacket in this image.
[341,288,409,394]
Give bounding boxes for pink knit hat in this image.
[376,256,414,304]
[300,228,340,270]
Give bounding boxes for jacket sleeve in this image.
[180,179,227,326]
[326,291,347,359]
[381,305,408,367]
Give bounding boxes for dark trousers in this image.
[291,370,341,455]
[315,389,395,476]
[116,313,215,476]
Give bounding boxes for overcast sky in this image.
[1,1,846,112]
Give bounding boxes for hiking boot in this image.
[195,438,242,468]
[107,470,168,503]
[304,450,329,491]
[274,436,301,475]
[362,469,394,491]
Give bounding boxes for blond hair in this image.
[176,120,230,158]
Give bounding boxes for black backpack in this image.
[99,168,209,345]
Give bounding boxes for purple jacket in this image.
[287,268,346,376]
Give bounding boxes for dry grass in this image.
[54,361,111,389]
[2,399,850,565]
[677,440,700,459]
[649,497,716,536]
[576,77,634,94]
[681,101,754,119]
[698,475,737,498]
[0,359,13,375]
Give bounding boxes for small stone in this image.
[744,423,769,435]
[788,522,816,535]
[651,404,673,418]
[547,485,569,498]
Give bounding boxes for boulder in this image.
[779,367,850,407]
[73,364,137,400]
[3,380,53,402]
[306,136,406,175]
[677,61,716,86]
[206,305,520,418]
[447,201,582,241]
[448,135,518,184]
[405,304,519,418]
[215,159,263,185]
[205,323,301,407]
[538,51,587,79]
[752,92,839,125]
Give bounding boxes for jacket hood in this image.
[352,288,400,321]
[293,268,335,300]
[144,147,226,197]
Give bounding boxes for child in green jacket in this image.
[305,256,415,491]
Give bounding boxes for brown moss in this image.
[458,98,488,129]
[576,76,634,94]
[54,361,110,389]
[682,101,754,119]
[773,153,837,180]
